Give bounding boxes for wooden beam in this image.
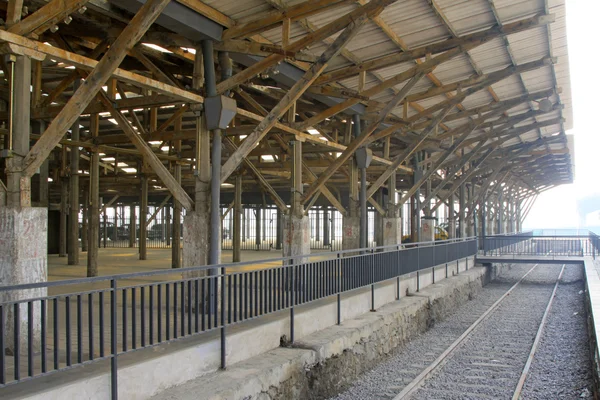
[300,72,424,204]
[215,0,398,95]
[222,0,350,40]
[314,14,554,85]
[8,0,90,37]
[22,0,172,178]
[6,0,24,26]
[99,93,194,211]
[220,13,370,183]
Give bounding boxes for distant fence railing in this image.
[483,232,599,258]
[0,237,477,396]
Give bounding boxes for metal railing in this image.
[483,233,599,258]
[0,237,477,397]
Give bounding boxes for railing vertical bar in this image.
[88,293,94,361]
[166,283,170,340]
[131,288,136,350]
[201,279,206,331]
[110,279,118,400]
[13,304,20,381]
[194,280,199,333]
[141,286,146,347]
[53,298,59,370]
[187,281,192,335]
[41,299,47,373]
[228,274,232,324]
[180,282,185,337]
[27,301,33,377]
[150,286,155,344]
[173,283,178,339]
[221,267,226,369]
[122,290,127,352]
[0,305,5,384]
[65,296,71,367]
[99,291,104,357]
[76,295,82,364]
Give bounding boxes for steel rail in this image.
[393,262,543,399]
[511,264,566,399]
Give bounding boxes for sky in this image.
[523,0,600,231]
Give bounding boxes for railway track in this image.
[330,263,576,400]
[395,263,565,400]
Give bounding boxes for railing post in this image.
[221,267,226,369]
[370,248,376,312]
[337,253,341,325]
[396,245,401,300]
[110,279,118,400]
[290,262,295,342]
[416,245,420,292]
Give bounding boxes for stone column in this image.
[421,216,435,242]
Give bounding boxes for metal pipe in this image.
[7,56,15,151]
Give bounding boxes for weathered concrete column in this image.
[284,139,310,262]
[233,175,242,262]
[421,216,435,242]
[466,184,474,237]
[0,208,48,353]
[374,191,384,247]
[68,95,80,265]
[139,174,148,260]
[383,138,401,247]
[87,114,100,277]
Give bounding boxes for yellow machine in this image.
[401,226,448,243]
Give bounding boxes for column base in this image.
[342,216,360,250]
[282,214,310,264]
[420,217,436,242]
[0,207,48,354]
[182,211,211,272]
[383,217,402,247]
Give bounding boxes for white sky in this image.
[523,0,600,231]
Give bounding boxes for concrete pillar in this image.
[458,184,465,238]
[0,208,48,354]
[343,118,359,251]
[283,214,310,264]
[383,217,402,246]
[466,184,474,237]
[342,216,360,250]
[421,216,435,242]
[374,191,383,247]
[139,175,148,260]
[233,175,242,262]
[87,114,99,277]
[315,207,320,243]
[172,141,182,268]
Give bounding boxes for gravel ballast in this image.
[329,263,593,400]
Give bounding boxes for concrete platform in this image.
[476,254,585,265]
[0,257,476,399]
[584,257,600,392]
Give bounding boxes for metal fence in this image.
[483,233,599,258]
[0,237,477,396]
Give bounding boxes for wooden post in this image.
[81,187,88,252]
[87,114,99,277]
[59,176,68,258]
[139,174,148,260]
[172,131,182,268]
[129,205,136,248]
[68,80,80,265]
[233,175,242,262]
